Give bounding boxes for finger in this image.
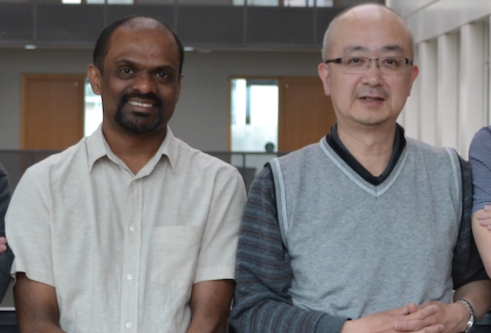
[484,205,491,211]
[413,304,439,318]
[394,305,412,316]
[407,303,418,314]
[394,305,440,331]
[395,318,441,332]
[418,324,444,333]
[477,213,491,222]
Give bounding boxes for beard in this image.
[114,92,164,134]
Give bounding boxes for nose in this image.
[362,59,383,86]
[132,72,157,94]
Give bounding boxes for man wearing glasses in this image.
[230,4,491,333]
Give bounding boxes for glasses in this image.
[324,56,414,75]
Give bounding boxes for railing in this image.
[0,0,385,7]
[0,150,288,193]
[0,0,352,6]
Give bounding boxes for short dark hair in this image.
[92,16,185,75]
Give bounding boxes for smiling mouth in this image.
[127,100,154,108]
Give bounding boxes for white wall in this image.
[388,0,491,157]
[0,48,322,151]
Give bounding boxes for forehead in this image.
[105,26,179,67]
[328,6,412,57]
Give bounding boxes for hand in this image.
[0,237,7,254]
[395,301,468,333]
[475,205,491,230]
[341,303,444,333]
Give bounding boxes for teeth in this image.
[365,97,378,101]
[128,101,153,108]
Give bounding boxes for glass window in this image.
[247,0,279,6]
[316,0,333,7]
[84,79,103,137]
[231,78,279,152]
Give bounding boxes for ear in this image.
[407,64,419,96]
[87,64,102,96]
[317,62,331,96]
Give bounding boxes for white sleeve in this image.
[6,166,55,287]
[194,166,246,283]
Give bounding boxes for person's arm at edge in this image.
[229,164,347,333]
[437,155,491,331]
[472,211,491,278]
[0,165,14,301]
[14,272,66,333]
[469,127,491,277]
[186,279,234,333]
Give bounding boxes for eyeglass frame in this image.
[324,56,414,75]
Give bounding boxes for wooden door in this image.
[278,77,336,151]
[21,74,85,150]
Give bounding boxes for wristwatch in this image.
[455,299,476,333]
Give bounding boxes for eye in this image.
[120,67,134,75]
[345,57,365,66]
[382,57,400,68]
[155,71,169,79]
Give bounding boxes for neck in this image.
[101,124,167,175]
[337,122,397,177]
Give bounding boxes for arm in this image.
[472,209,491,277]
[469,127,491,275]
[0,164,14,301]
[6,167,61,331]
[229,165,350,333]
[185,279,234,333]
[444,156,491,329]
[14,273,65,333]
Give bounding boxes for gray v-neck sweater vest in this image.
[270,137,462,319]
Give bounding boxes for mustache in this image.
[354,88,389,99]
[120,91,163,107]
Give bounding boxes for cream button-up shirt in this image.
[7,126,246,333]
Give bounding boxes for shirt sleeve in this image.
[451,156,488,289]
[194,165,247,283]
[229,165,347,333]
[6,166,55,287]
[469,126,491,214]
[0,164,13,301]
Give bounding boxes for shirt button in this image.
[126,322,132,329]
[129,226,135,232]
[127,274,133,280]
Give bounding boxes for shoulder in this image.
[21,138,88,183]
[470,126,491,157]
[406,137,459,161]
[173,137,242,178]
[274,141,322,168]
[471,126,491,142]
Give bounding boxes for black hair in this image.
[92,16,184,75]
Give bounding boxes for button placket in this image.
[120,179,142,332]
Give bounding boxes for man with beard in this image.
[230,4,491,333]
[6,17,246,333]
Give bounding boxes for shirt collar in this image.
[326,122,406,186]
[86,125,178,174]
